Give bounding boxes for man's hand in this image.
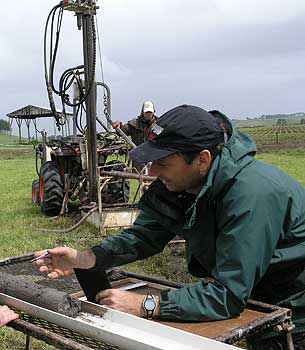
[112,121,122,129]
[95,289,145,316]
[0,306,19,327]
[95,289,160,318]
[34,247,96,279]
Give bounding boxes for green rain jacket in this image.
[92,121,305,330]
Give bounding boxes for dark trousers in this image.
[248,332,305,350]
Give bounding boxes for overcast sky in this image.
[1,0,305,136]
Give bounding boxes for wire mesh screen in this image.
[19,311,120,350]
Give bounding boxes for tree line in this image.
[0,119,11,132]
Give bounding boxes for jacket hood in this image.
[186,113,257,227]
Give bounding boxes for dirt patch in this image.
[0,147,34,160]
[256,140,305,153]
[137,241,195,284]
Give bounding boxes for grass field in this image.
[0,133,27,146]
[257,149,305,185]
[0,133,18,144]
[1,144,305,348]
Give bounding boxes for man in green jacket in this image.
[35,105,305,349]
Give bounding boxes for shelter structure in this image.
[7,105,73,143]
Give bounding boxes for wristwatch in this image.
[142,293,156,319]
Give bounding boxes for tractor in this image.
[32,132,130,216]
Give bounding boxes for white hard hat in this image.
[142,100,155,113]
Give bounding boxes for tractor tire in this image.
[39,161,64,216]
[104,160,130,204]
[32,179,40,205]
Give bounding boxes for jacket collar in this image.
[184,118,257,228]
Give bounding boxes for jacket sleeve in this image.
[160,178,286,321]
[120,122,130,135]
[91,210,175,270]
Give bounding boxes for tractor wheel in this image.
[31,180,40,205]
[39,161,64,216]
[104,160,130,203]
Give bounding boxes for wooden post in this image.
[9,117,14,136]
[33,119,38,140]
[25,119,31,141]
[15,118,23,143]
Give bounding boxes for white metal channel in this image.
[0,293,241,350]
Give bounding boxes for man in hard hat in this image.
[35,105,305,349]
[112,100,158,146]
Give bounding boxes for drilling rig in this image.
[31,0,153,230]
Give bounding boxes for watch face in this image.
[144,298,156,311]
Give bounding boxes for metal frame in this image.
[215,299,293,345]
[0,260,295,350]
[0,293,240,350]
[1,288,295,350]
[95,170,155,233]
[9,319,93,350]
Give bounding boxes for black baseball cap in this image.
[129,104,224,164]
